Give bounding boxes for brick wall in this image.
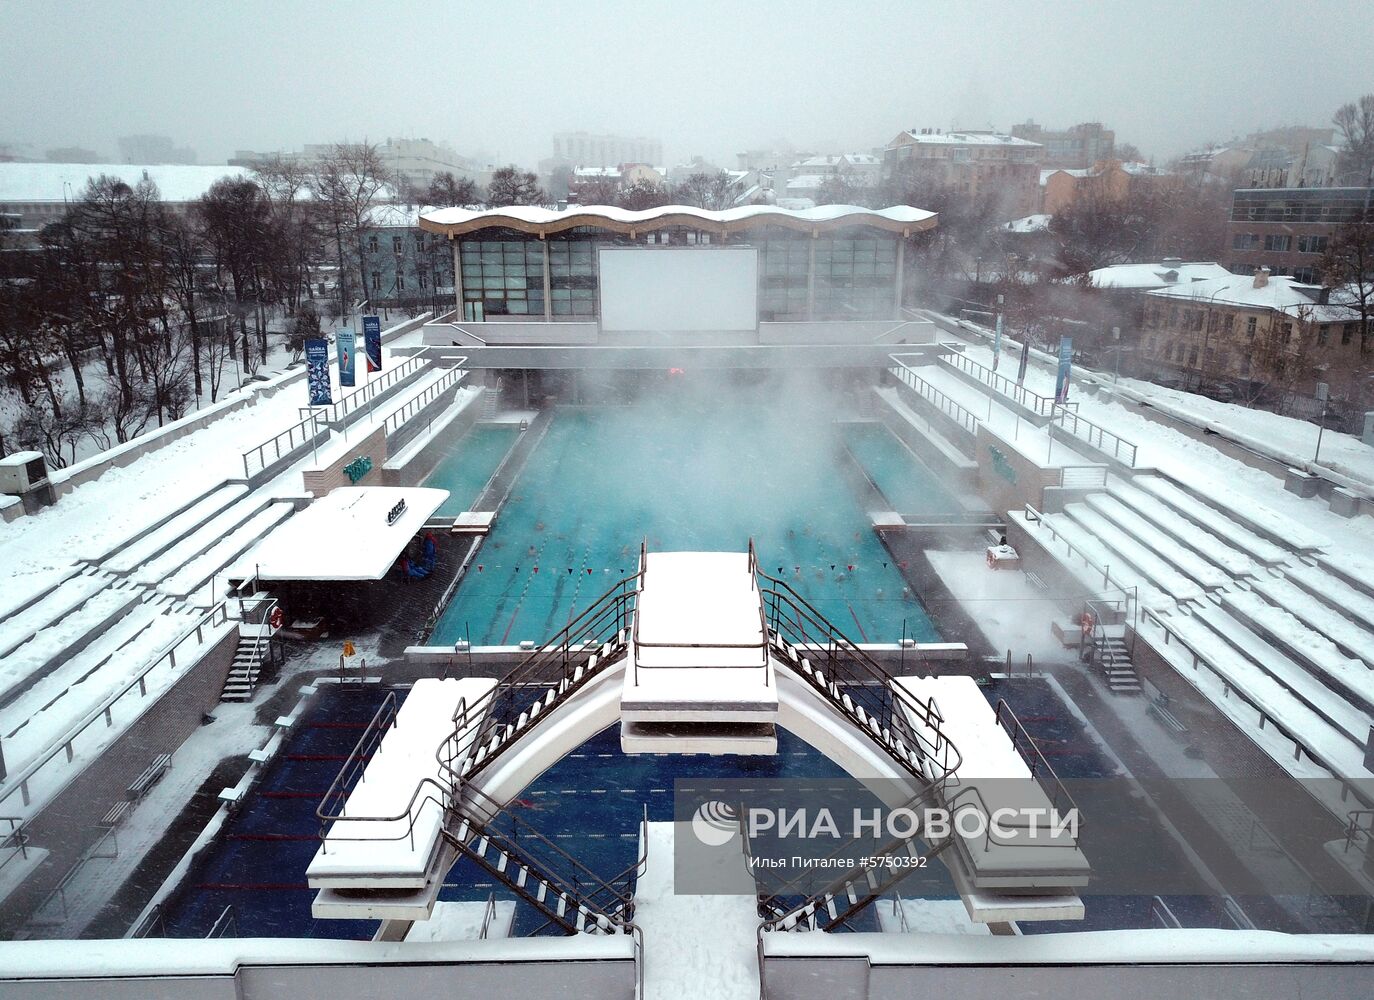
[302,425,387,497]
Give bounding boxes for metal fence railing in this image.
[298,354,427,426]
[1023,503,1137,613]
[1052,406,1139,467]
[939,351,1065,418]
[1060,465,1109,489]
[382,365,469,440]
[240,412,325,480]
[0,602,234,816]
[888,357,979,437]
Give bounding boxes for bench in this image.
[126,753,172,801]
[1147,699,1189,737]
[100,801,132,828]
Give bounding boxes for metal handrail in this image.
[755,569,963,790]
[241,411,325,479]
[939,351,1060,417]
[992,699,1082,824]
[0,601,234,814]
[0,816,28,876]
[478,891,498,939]
[382,364,470,439]
[1023,502,1137,607]
[1344,809,1374,855]
[888,356,980,436]
[629,540,770,676]
[299,353,428,424]
[234,592,279,700]
[1052,405,1139,467]
[205,904,237,939]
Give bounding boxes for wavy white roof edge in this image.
[420,203,935,227]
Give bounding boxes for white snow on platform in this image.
[243,487,448,581]
[877,897,992,935]
[635,822,760,1000]
[633,552,766,669]
[924,549,1067,663]
[403,899,515,941]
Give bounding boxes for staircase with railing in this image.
[1082,598,1141,695]
[220,591,281,703]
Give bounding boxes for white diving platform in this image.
[621,551,778,754]
[895,676,1091,903]
[307,677,495,921]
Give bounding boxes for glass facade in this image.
[452,225,902,323]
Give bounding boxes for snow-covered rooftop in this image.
[895,131,1041,148]
[1090,261,1233,291]
[784,174,827,191]
[419,203,937,237]
[240,487,448,581]
[0,162,251,203]
[1146,273,1360,321]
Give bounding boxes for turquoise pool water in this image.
[426,424,521,516]
[841,422,962,516]
[431,400,944,647]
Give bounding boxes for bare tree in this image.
[572,176,621,205]
[198,176,271,373]
[486,165,545,207]
[426,171,481,207]
[617,179,671,211]
[311,142,394,317]
[673,171,735,210]
[1333,94,1374,183]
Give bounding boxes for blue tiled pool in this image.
[425,423,521,517]
[432,403,946,647]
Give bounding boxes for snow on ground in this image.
[924,549,1068,664]
[404,900,515,941]
[1115,377,1374,488]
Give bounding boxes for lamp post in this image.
[1112,326,1121,383]
[1314,381,1329,464]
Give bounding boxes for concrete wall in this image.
[302,425,387,497]
[0,945,635,1000]
[382,392,485,488]
[763,955,1374,999]
[975,423,1061,517]
[0,626,239,936]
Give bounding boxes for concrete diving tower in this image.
[306,677,496,920]
[621,550,779,754]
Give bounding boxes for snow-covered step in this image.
[0,572,112,662]
[1145,612,1371,794]
[1084,493,1230,589]
[0,566,82,627]
[1284,563,1374,636]
[101,484,249,575]
[1062,503,1205,603]
[1219,590,1374,715]
[1161,472,1328,553]
[1134,478,1289,566]
[159,504,295,599]
[1190,604,1371,744]
[1250,575,1374,671]
[134,494,274,587]
[0,587,141,704]
[1106,482,1254,577]
[0,606,198,778]
[1015,510,1171,612]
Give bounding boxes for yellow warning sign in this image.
[342,640,356,658]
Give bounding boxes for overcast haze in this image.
[2,0,1369,167]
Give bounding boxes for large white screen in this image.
[598,246,758,332]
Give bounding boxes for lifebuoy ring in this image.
[1080,612,1096,636]
[269,606,284,630]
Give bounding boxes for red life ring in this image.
[1080,612,1095,636]
[269,606,284,630]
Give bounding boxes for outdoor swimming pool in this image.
[425,423,521,517]
[841,422,963,516]
[430,402,951,647]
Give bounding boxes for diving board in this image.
[308,677,494,920]
[895,676,1091,892]
[621,551,777,754]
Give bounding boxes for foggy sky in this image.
[2,0,1369,169]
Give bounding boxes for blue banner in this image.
[336,329,356,388]
[1054,336,1073,404]
[305,338,332,406]
[992,312,1004,373]
[363,315,382,373]
[1016,340,1030,385]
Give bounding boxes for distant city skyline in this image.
[1,0,1368,172]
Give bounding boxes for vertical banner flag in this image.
[1016,340,1030,386]
[363,315,382,373]
[1054,336,1073,404]
[992,311,1004,373]
[304,338,332,406]
[336,328,356,388]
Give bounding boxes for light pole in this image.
[1313,381,1329,463]
[1112,326,1121,383]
